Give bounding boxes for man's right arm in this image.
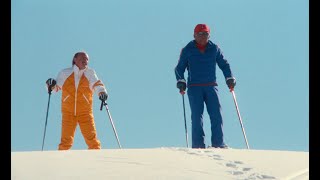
[51,68,73,92]
[174,48,188,81]
[175,48,188,92]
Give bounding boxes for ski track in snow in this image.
[169,147,278,180]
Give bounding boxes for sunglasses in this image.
[196,32,209,36]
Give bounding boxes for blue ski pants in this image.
[187,86,224,148]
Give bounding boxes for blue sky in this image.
[11,0,309,152]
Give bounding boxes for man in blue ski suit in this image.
[174,24,236,148]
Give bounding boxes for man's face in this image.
[74,53,89,70]
[194,31,210,46]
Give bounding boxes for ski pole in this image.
[100,101,122,149]
[180,90,189,148]
[230,89,250,149]
[42,87,53,151]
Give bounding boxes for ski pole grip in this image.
[180,90,185,95]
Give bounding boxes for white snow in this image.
[11,147,308,180]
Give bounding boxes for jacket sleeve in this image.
[215,46,234,79]
[85,69,107,96]
[53,68,72,92]
[174,48,188,81]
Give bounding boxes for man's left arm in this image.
[86,69,108,96]
[215,46,236,89]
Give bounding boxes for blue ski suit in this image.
[175,40,234,148]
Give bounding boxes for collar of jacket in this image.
[73,65,87,75]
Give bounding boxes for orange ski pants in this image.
[58,113,101,150]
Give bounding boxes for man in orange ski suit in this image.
[46,51,108,150]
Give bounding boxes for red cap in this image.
[194,24,210,33]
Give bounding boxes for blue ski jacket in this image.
[175,40,233,86]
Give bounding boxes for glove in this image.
[46,78,56,86]
[46,78,56,91]
[176,79,186,92]
[99,92,108,102]
[226,77,236,90]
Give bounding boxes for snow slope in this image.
[11,147,309,180]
